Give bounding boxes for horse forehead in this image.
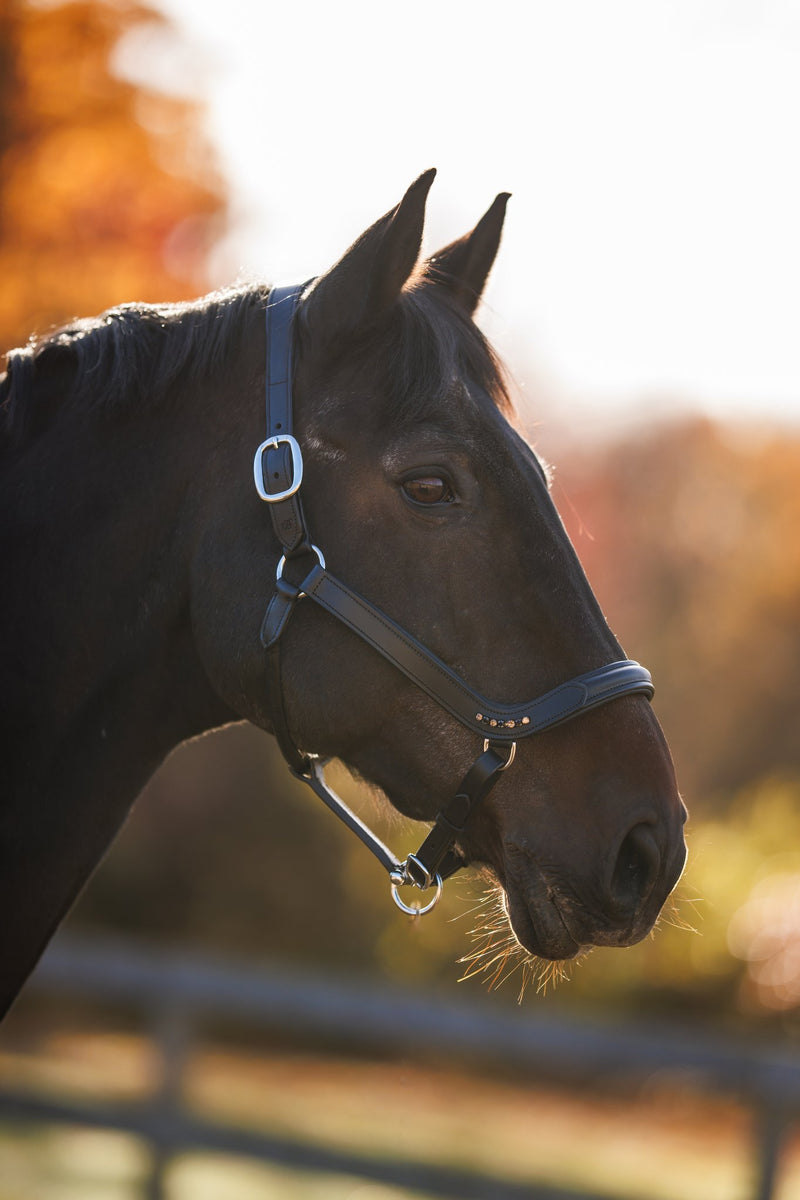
[304,367,543,492]
[378,399,545,490]
[455,392,547,487]
[433,376,542,467]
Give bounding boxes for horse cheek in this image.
[188,533,274,728]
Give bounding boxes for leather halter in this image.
[256,284,655,914]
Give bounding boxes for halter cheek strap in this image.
[256,285,655,916]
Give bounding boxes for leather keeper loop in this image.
[438,792,472,832]
[260,576,302,649]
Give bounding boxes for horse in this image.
[0,170,687,1016]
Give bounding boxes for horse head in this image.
[191,170,687,965]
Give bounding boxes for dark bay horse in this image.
[0,171,686,1015]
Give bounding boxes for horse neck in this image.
[1,381,234,810]
[0,372,239,1013]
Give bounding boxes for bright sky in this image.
[124,0,800,436]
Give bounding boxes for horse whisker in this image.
[454,884,579,1002]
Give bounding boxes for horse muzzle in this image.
[500,811,688,961]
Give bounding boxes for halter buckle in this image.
[254,434,304,502]
[402,853,434,890]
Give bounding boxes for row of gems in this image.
[475,714,531,728]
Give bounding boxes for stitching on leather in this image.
[526,679,652,732]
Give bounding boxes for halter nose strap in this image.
[256,284,655,916]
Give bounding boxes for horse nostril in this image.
[608,823,661,918]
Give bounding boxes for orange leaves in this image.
[0,0,226,352]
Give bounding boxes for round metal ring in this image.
[390,874,443,917]
[276,544,326,583]
[483,739,517,769]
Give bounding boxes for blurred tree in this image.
[555,419,800,806]
[0,0,226,352]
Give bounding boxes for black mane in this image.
[0,285,268,445]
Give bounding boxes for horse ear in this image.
[302,169,436,344]
[424,192,511,315]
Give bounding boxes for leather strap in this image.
[290,749,509,889]
[297,760,404,877]
[256,286,317,776]
[265,284,296,435]
[298,563,654,741]
[260,577,302,649]
[408,746,510,884]
[265,641,310,776]
[258,556,653,743]
[257,285,310,554]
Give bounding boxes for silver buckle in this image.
[402,853,433,890]
[253,434,304,502]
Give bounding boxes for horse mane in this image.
[0,280,511,448]
[0,285,269,445]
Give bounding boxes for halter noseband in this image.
[256,285,654,916]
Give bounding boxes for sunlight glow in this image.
[122,0,800,431]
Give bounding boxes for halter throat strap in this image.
[255,284,655,914]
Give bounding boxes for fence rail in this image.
[1,936,799,1200]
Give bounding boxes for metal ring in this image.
[483,739,517,769]
[390,873,443,917]
[276,545,326,583]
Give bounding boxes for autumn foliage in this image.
[554,419,800,805]
[0,0,225,353]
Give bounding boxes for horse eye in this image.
[402,476,454,506]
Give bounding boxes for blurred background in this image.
[1,1,800,1197]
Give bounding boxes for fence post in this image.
[144,1001,191,1200]
[753,1103,789,1200]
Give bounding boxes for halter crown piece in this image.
[256,285,655,916]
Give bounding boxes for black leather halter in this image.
[255,284,655,915]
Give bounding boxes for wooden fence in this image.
[1,936,798,1200]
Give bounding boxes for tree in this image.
[0,0,226,353]
[555,418,800,805]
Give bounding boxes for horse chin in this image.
[503,885,585,962]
